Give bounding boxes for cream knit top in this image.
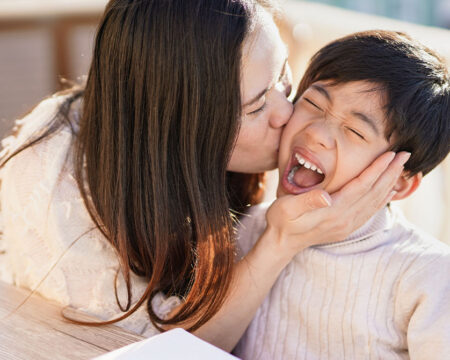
[0,95,181,336]
[234,203,450,360]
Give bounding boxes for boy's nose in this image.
[305,122,335,150]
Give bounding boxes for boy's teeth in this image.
[295,154,305,165]
[294,153,323,175]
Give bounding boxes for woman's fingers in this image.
[352,151,410,216]
[286,189,332,219]
[346,152,410,231]
[322,151,410,239]
[332,151,396,204]
[332,151,410,207]
[367,151,411,209]
[269,189,331,223]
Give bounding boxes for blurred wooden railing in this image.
[0,0,106,88]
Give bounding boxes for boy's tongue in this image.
[293,166,324,188]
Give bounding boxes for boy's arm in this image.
[398,251,450,360]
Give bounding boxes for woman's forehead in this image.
[240,9,287,105]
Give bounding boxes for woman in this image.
[0,0,407,352]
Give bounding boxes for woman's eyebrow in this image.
[243,88,270,107]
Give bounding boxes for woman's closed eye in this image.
[247,95,267,116]
[247,103,266,115]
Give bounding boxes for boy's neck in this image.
[312,205,395,252]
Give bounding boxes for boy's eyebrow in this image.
[311,84,332,102]
[311,83,380,135]
[351,111,380,135]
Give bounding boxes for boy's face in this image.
[278,80,391,197]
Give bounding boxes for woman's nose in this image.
[269,87,294,129]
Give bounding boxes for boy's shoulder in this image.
[389,206,450,278]
[389,208,450,329]
[391,205,450,252]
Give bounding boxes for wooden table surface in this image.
[0,281,145,360]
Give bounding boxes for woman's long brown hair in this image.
[1,0,265,331]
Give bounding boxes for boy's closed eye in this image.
[303,97,323,112]
[303,97,367,141]
[345,126,366,140]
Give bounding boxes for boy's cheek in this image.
[328,156,375,194]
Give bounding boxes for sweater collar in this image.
[313,206,395,254]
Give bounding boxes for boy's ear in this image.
[391,171,423,201]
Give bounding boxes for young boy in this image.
[234,30,450,360]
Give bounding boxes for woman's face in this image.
[227,7,293,173]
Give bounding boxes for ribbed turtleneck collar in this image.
[312,205,396,255]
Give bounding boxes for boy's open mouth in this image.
[281,150,326,194]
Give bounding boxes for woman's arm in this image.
[192,151,410,351]
[192,192,327,351]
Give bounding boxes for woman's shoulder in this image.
[4,93,74,144]
[1,92,81,181]
[0,92,95,295]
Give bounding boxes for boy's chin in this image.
[276,186,285,198]
[276,183,294,198]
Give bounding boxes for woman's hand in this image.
[264,151,410,260]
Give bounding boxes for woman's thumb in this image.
[271,189,331,221]
[290,189,331,217]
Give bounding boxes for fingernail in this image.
[321,193,332,207]
[387,151,396,162]
[400,152,411,165]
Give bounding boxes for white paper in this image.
[93,328,240,360]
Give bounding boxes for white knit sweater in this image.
[0,95,181,336]
[234,203,450,360]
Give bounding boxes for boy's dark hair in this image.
[294,30,450,176]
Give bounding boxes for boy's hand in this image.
[264,151,410,259]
